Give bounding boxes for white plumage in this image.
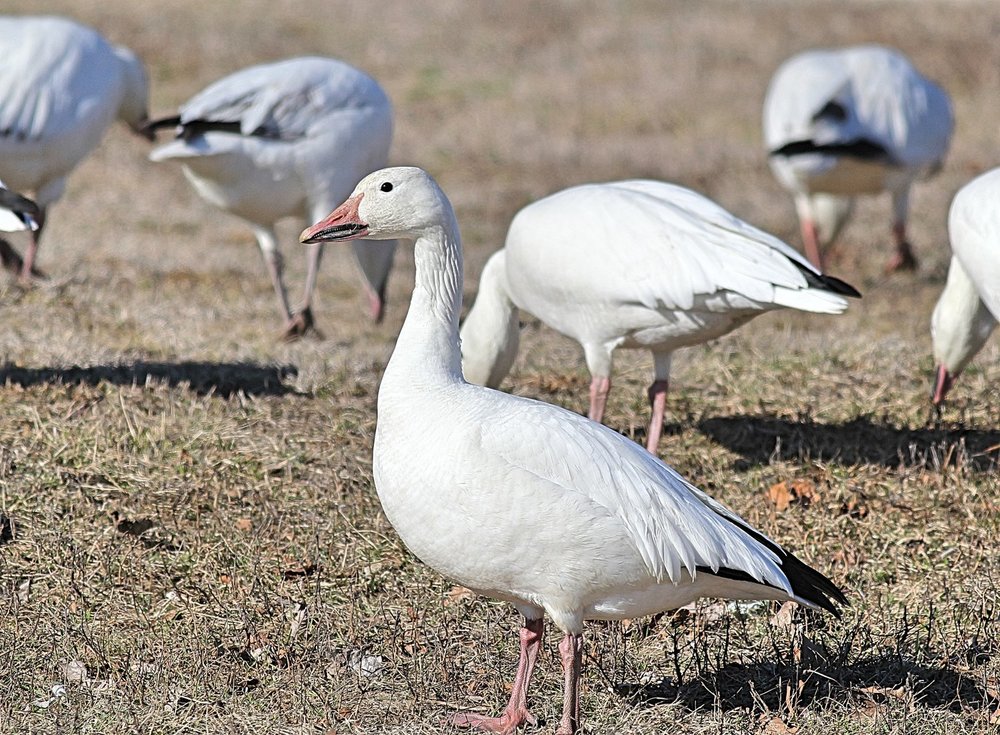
[930,167,1000,404]
[764,45,953,272]
[0,15,149,280]
[148,57,396,339]
[301,167,846,734]
[460,180,858,453]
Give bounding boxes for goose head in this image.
[114,45,153,141]
[301,167,450,245]
[930,256,998,404]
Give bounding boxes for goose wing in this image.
[764,46,952,168]
[479,395,845,613]
[175,57,389,142]
[0,18,120,143]
[483,397,785,588]
[528,181,854,314]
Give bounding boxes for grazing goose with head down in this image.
[460,180,859,453]
[764,45,953,273]
[301,166,848,735]
[146,57,396,339]
[930,167,1000,405]
[0,15,150,281]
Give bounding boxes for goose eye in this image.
[380,182,393,193]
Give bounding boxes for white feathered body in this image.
[948,169,1000,319]
[508,181,847,353]
[764,45,953,200]
[150,57,393,226]
[461,180,850,387]
[376,359,803,633]
[372,182,822,633]
[0,16,145,204]
[931,167,1000,374]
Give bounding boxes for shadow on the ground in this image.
[617,653,997,716]
[0,361,299,397]
[698,414,1000,471]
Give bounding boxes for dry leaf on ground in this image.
[766,479,820,511]
[760,715,799,734]
[444,585,476,606]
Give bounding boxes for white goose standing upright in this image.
[764,45,953,272]
[0,15,151,281]
[302,167,847,735]
[146,57,396,339]
[460,180,859,453]
[930,166,1000,404]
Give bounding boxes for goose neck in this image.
[386,217,465,387]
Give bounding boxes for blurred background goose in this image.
[763,45,953,273]
[460,180,859,453]
[146,57,396,340]
[930,167,1000,405]
[301,167,847,734]
[0,15,150,282]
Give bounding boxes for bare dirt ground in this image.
[1,1,998,733]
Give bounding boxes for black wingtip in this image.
[699,553,848,618]
[140,115,182,138]
[769,138,892,163]
[705,510,849,618]
[779,549,850,617]
[818,273,862,299]
[788,258,862,299]
[0,188,40,218]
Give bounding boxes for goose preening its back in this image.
[301,167,847,734]
[764,45,953,273]
[0,15,150,281]
[930,167,1000,404]
[460,180,859,454]
[146,57,396,340]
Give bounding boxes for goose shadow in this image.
[0,360,299,397]
[615,653,997,716]
[697,414,1000,472]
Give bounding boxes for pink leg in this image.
[281,307,316,341]
[884,221,917,274]
[287,242,323,339]
[451,618,543,733]
[646,379,669,453]
[800,218,824,270]
[588,376,611,423]
[281,270,319,341]
[19,232,40,283]
[556,633,584,735]
[367,286,385,322]
[14,209,47,283]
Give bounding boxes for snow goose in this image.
[930,167,1000,404]
[301,167,848,735]
[146,57,396,339]
[460,180,859,454]
[764,45,953,272]
[0,15,150,281]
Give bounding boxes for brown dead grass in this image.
[0,1,998,733]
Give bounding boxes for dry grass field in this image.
[1,1,999,733]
